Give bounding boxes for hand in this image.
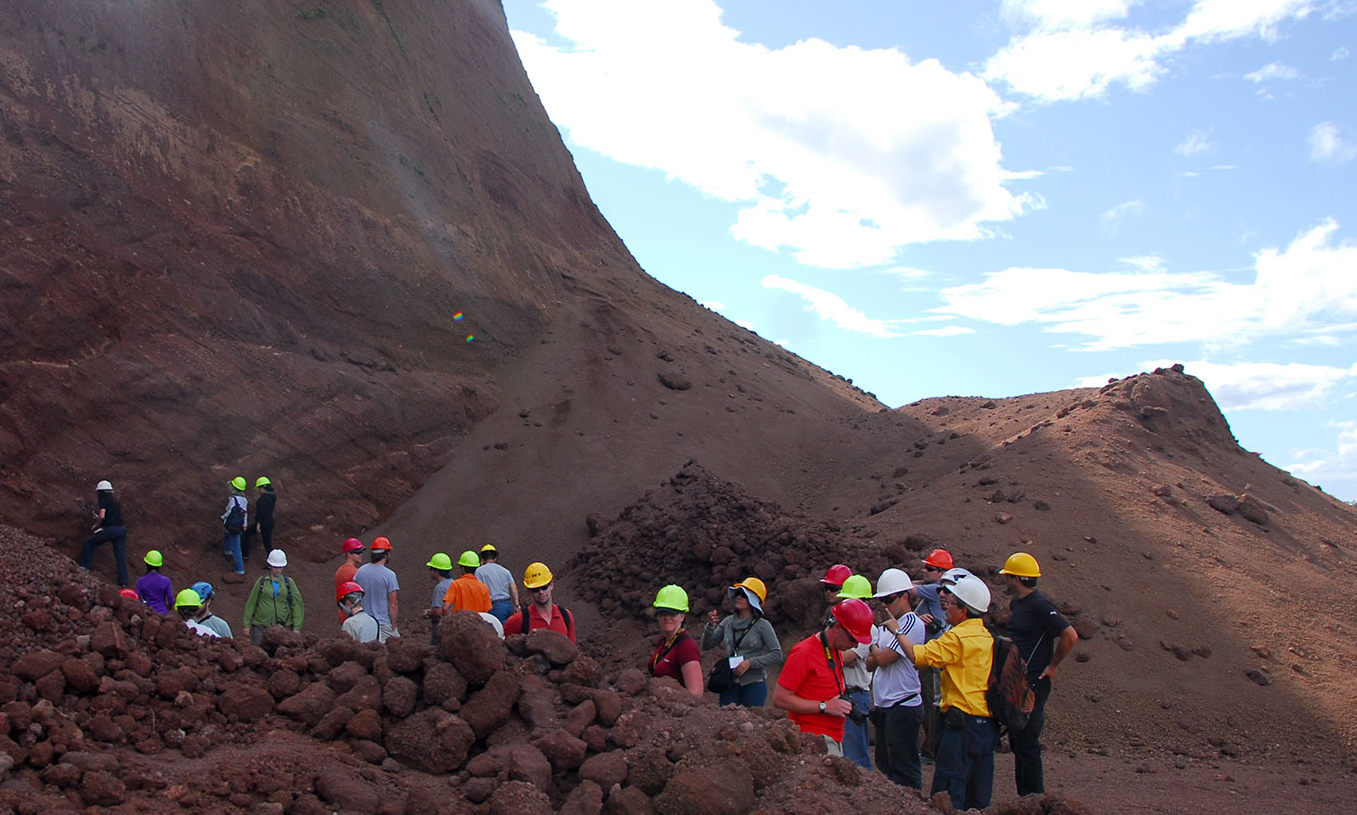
[707,610,719,626]
[732,660,751,677]
[243,627,251,636]
[823,697,853,718]
[882,613,899,634]
[919,613,936,627]
[1039,664,1058,682]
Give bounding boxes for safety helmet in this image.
[819,564,852,589]
[119,588,139,600]
[945,573,991,614]
[336,581,364,604]
[830,599,874,643]
[653,584,690,613]
[191,581,214,601]
[266,549,287,568]
[872,568,913,598]
[457,550,481,568]
[174,588,203,609]
[427,553,453,570]
[343,537,364,554]
[96,480,113,492]
[144,550,163,567]
[230,476,246,491]
[999,552,1041,578]
[480,543,498,553]
[371,537,393,551]
[940,567,974,586]
[523,562,554,589]
[837,574,873,600]
[255,476,271,488]
[729,577,767,613]
[923,549,954,570]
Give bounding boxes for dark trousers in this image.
[931,712,999,810]
[718,681,767,707]
[1011,679,1051,795]
[78,526,129,586]
[920,667,942,758]
[242,521,273,563]
[874,702,923,788]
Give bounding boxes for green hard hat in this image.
[457,550,481,568]
[653,584,690,612]
[174,588,203,609]
[255,476,271,488]
[230,476,247,491]
[144,550,163,568]
[837,574,873,600]
[426,552,453,570]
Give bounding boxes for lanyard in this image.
[651,630,686,671]
[820,632,845,697]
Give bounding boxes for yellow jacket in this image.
[912,617,993,717]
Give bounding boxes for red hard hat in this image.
[831,599,874,644]
[342,537,364,553]
[336,581,364,604]
[371,536,392,551]
[820,563,852,589]
[923,549,954,570]
[119,588,139,600]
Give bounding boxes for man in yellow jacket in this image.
[885,571,997,811]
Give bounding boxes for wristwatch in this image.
[818,701,827,713]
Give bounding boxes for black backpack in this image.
[986,635,1036,734]
[517,602,571,636]
[223,498,245,534]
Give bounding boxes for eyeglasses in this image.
[529,585,552,594]
[922,565,941,572]
[938,591,956,606]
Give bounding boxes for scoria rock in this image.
[278,682,338,725]
[437,611,504,686]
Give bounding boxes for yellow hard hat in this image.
[999,552,1041,578]
[732,576,767,604]
[523,561,553,589]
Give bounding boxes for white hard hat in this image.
[266,549,288,568]
[96,480,113,492]
[945,573,991,614]
[940,567,974,586]
[873,568,913,598]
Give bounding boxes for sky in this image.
[502,0,1357,501]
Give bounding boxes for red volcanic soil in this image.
[3,2,1357,814]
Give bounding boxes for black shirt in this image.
[1006,590,1071,683]
[255,490,276,526]
[98,493,124,527]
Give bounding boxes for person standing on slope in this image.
[424,552,454,645]
[442,550,492,615]
[242,549,304,644]
[77,479,130,587]
[337,581,379,644]
[772,599,874,756]
[221,477,248,576]
[475,544,519,623]
[503,562,575,642]
[334,538,364,624]
[136,550,173,615]
[701,577,782,707]
[243,476,276,566]
[354,536,400,642]
[868,568,927,788]
[189,581,233,638]
[834,574,877,770]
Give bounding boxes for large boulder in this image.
[276,683,336,725]
[217,682,275,723]
[385,709,475,774]
[461,671,521,739]
[385,637,430,673]
[653,763,755,815]
[315,768,380,814]
[437,611,505,685]
[526,630,578,666]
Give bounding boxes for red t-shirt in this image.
[503,603,576,643]
[778,634,846,741]
[648,632,700,681]
[334,563,357,624]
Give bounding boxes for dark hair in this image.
[460,565,477,576]
[432,568,451,578]
[1019,576,1038,589]
[480,549,498,561]
[371,550,388,563]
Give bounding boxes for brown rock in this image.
[383,676,419,718]
[627,748,674,796]
[335,675,382,712]
[311,706,353,740]
[437,611,505,686]
[508,742,552,789]
[559,780,605,815]
[594,690,624,726]
[315,768,380,814]
[1238,494,1270,525]
[612,670,647,696]
[87,714,125,743]
[580,751,629,788]
[40,761,83,787]
[566,700,597,737]
[277,682,338,725]
[534,727,588,772]
[13,650,64,681]
[90,623,130,659]
[385,709,475,773]
[328,660,370,693]
[527,629,579,666]
[464,777,497,804]
[583,726,608,753]
[318,637,365,668]
[490,780,553,814]
[346,709,383,741]
[653,763,754,815]
[657,372,692,391]
[385,637,430,673]
[423,662,468,706]
[79,770,127,807]
[218,683,274,723]
[1206,494,1239,515]
[349,739,388,765]
[266,669,302,699]
[516,676,558,730]
[604,784,655,815]
[35,670,66,703]
[563,655,603,686]
[462,671,520,739]
[61,658,100,695]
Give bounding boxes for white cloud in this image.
[935,219,1357,350]
[999,0,1140,31]
[512,0,1034,269]
[913,326,976,337]
[1245,62,1301,82]
[1335,47,1351,61]
[760,274,903,337]
[1144,360,1357,411]
[1175,131,1214,156]
[1308,122,1357,164]
[1120,255,1165,272]
[702,301,727,311]
[1100,199,1145,230]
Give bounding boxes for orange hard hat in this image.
[371,536,392,551]
[923,549,954,570]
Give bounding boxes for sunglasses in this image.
[922,565,942,572]
[655,608,683,618]
[529,585,552,594]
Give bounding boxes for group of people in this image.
[222,475,276,575]
[643,549,1078,810]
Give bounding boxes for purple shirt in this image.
[137,572,173,615]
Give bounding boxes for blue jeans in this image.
[719,681,767,707]
[875,702,923,787]
[223,531,243,574]
[931,713,999,810]
[842,688,872,769]
[79,526,129,586]
[490,599,514,623]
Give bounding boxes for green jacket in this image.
[243,574,304,630]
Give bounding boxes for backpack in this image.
[517,602,572,636]
[986,635,1036,734]
[223,498,245,534]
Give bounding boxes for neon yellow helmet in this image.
[999,552,1041,578]
[653,585,689,612]
[426,553,453,570]
[144,550,163,567]
[457,550,481,568]
[523,562,553,589]
[837,574,872,600]
[255,476,271,488]
[230,476,247,491]
[174,588,203,609]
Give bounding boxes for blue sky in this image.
[503,0,1357,501]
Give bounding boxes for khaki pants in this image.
[823,736,844,757]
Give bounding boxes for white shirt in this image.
[872,612,925,708]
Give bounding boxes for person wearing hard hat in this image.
[189,581,233,638]
[441,551,492,616]
[77,479,130,587]
[242,549,304,644]
[1000,552,1078,797]
[354,537,400,642]
[819,564,852,608]
[475,544,519,623]
[867,568,927,788]
[503,562,575,642]
[424,552,455,645]
[334,538,365,625]
[175,589,220,638]
[891,572,998,811]
[701,577,783,708]
[835,575,877,770]
[910,548,954,761]
[647,586,703,696]
[773,598,874,756]
[221,477,249,576]
[337,581,379,643]
[136,550,173,615]
[242,476,276,567]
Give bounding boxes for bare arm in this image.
[1041,627,1079,681]
[840,648,860,666]
[772,682,852,717]
[680,661,704,696]
[388,591,399,630]
[509,580,519,606]
[868,642,902,667]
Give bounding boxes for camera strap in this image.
[818,631,846,698]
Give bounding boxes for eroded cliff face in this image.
[0,0,639,553]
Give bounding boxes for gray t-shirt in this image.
[475,562,514,602]
[353,563,399,625]
[842,625,876,691]
[914,583,947,640]
[430,577,453,609]
[872,612,925,708]
[343,611,379,643]
[198,614,233,639]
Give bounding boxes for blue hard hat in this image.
[191,581,214,601]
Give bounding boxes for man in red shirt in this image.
[773,599,874,755]
[334,538,364,625]
[503,561,576,643]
